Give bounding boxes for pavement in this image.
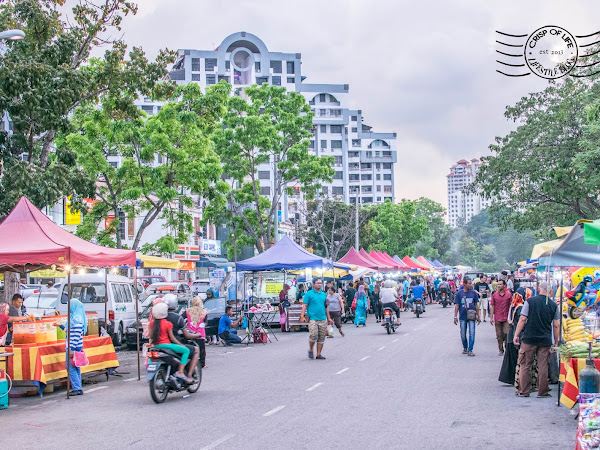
[0,305,576,449]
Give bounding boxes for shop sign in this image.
[200,239,221,256]
[179,261,196,271]
[65,196,82,225]
[105,214,115,231]
[175,245,200,261]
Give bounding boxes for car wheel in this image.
[113,323,123,347]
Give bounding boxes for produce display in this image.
[563,315,594,343]
[578,394,600,449]
[11,312,99,346]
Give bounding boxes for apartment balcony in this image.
[360,151,398,164]
[315,109,344,119]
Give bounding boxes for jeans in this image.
[66,350,82,392]
[407,298,425,310]
[459,320,476,352]
[220,328,241,344]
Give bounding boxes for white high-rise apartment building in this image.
[135,31,397,224]
[447,158,491,227]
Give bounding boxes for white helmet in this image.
[163,293,178,311]
[152,303,168,319]
[384,280,393,288]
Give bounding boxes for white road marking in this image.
[306,382,324,392]
[336,368,350,375]
[359,356,370,361]
[263,405,286,416]
[392,338,399,342]
[200,434,235,450]
[225,351,234,354]
[124,377,138,382]
[241,347,251,350]
[377,346,386,351]
[85,386,108,393]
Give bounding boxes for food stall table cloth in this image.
[560,358,600,408]
[0,336,118,386]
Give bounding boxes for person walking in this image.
[475,275,491,322]
[490,279,513,356]
[354,285,369,327]
[513,281,559,397]
[370,282,382,323]
[326,286,345,337]
[453,277,480,357]
[279,284,291,332]
[499,286,531,385]
[300,278,333,360]
[402,277,410,311]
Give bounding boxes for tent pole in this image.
[134,266,140,381]
[66,267,71,399]
[558,271,564,408]
[105,269,108,337]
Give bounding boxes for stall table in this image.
[560,357,600,408]
[0,336,118,396]
[241,310,278,345]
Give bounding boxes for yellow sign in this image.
[65,197,81,225]
[265,282,284,294]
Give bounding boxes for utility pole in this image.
[355,195,359,248]
[273,155,279,243]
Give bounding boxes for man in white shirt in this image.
[380,280,400,325]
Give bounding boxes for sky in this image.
[109,0,600,207]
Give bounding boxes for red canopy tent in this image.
[402,256,424,270]
[359,248,394,272]
[0,197,135,272]
[338,247,385,271]
[417,256,435,270]
[369,250,402,271]
[375,251,411,270]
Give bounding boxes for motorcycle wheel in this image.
[342,316,348,324]
[386,323,391,334]
[416,310,420,318]
[149,368,169,404]
[392,326,396,333]
[187,363,203,393]
[443,302,447,308]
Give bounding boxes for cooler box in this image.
[0,371,9,409]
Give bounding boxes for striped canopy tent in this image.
[411,257,431,271]
[417,256,436,270]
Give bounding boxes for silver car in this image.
[23,292,58,317]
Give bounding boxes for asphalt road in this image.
[1,305,576,449]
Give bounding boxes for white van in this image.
[56,274,140,347]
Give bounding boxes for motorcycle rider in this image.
[380,280,401,326]
[438,277,451,302]
[164,294,201,380]
[408,279,426,312]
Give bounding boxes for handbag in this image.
[466,309,477,321]
[72,350,89,368]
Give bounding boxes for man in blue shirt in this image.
[218,306,244,345]
[300,278,333,360]
[453,277,480,356]
[407,279,426,312]
[402,277,410,310]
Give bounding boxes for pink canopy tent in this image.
[402,256,424,270]
[376,251,411,270]
[369,250,402,271]
[359,249,394,272]
[338,247,384,271]
[0,197,136,271]
[417,256,435,270]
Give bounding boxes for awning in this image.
[29,269,67,278]
[530,239,563,260]
[136,253,182,269]
[198,256,234,268]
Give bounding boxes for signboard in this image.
[265,282,284,294]
[105,214,115,231]
[82,198,99,212]
[179,261,196,271]
[305,267,313,284]
[209,268,226,295]
[200,239,221,256]
[65,197,81,225]
[175,245,200,261]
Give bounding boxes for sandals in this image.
[316,355,326,360]
[308,351,314,359]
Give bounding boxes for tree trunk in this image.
[2,271,20,303]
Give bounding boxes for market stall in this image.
[0,197,136,399]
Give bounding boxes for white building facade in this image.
[447,158,491,227]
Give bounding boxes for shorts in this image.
[330,310,342,329]
[308,319,328,344]
[480,297,489,309]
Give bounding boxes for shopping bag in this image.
[72,350,89,367]
[279,313,287,326]
[327,325,334,337]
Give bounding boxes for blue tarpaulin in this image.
[236,235,333,271]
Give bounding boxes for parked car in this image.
[138,275,167,289]
[23,292,58,317]
[190,279,211,298]
[125,299,189,350]
[144,281,192,303]
[203,297,228,339]
[56,274,139,347]
[21,283,44,300]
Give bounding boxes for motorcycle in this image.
[342,307,355,324]
[146,346,202,403]
[412,299,424,318]
[382,306,398,334]
[439,290,451,308]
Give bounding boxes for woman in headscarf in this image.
[54,299,88,396]
[279,284,291,332]
[185,296,208,368]
[498,287,532,387]
[354,285,369,327]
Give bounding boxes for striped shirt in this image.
[61,323,84,351]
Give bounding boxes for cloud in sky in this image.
[113,0,600,207]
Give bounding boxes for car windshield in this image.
[24,293,58,309]
[204,298,226,314]
[61,283,106,304]
[194,283,210,293]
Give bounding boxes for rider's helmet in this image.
[584,275,593,284]
[152,302,168,319]
[384,280,393,288]
[163,293,178,311]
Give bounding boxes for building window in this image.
[255,61,261,71]
[362,197,373,203]
[141,105,154,115]
[322,186,329,195]
[287,61,295,73]
[377,185,382,192]
[352,139,361,147]
[320,124,327,133]
[260,186,271,196]
[384,186,392,193]
[331,140,343,149]
[377,197,382,202]
[334,156,342,166]
[330,125,342,133]
[321,140,327,149]
[319,94,326,102]
[361,174,372,181]
[383,163,392,169]
[309,140,314,149]
[348,151,359,157]
[205,58,217,71]
[258,171,270,180]
[272,76,281,86]
[270,60,282,73]
[218,75,230,83]
[351,115,357,121]
[383,151,392,157]
[366,151,373,158]
[332,186,344,195]
[384,174,392,180]
[287,77,295,83]
[192,58,200,71]
[334,171,343,180]
[192,73,200,81]
[352,127,358,133]
[225,60,231,70]
[256,77,268,85]
[376,174,381,180]
[361,163,371,169]
[206,74,216,85]
[349,174,359,181]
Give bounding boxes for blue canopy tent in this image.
[236,235,334,271]
[432,259,450,270]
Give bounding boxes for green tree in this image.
[61,83,230,253]
[362,200,426,257]
[0,0,175,216]
[207,84,334,253]
[413,197,452,260]
[470,78,600,233]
